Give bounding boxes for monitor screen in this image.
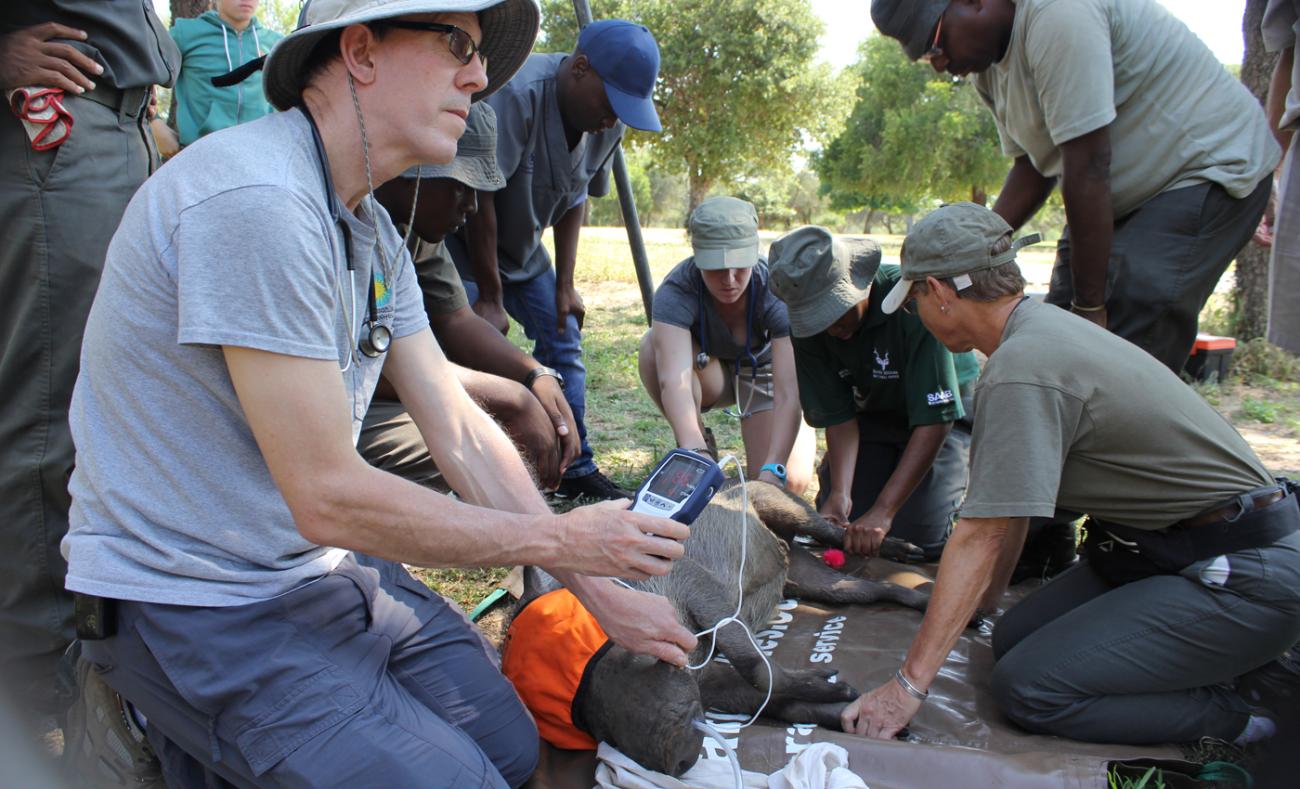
[647,455,706,502]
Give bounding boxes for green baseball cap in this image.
[882,202,1040,314]
[768,226,883,338]
[689,196,760,270]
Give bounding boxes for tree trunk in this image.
[171,0,211,20]
[882,215,894,234]
[1237,0,1276,341]
[687,170,712,218]
[971,185,988,206]
[862,209,876,234]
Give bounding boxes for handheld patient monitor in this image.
[631,449,725,525]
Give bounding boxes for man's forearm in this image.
[553,202,585,289]
[901,517,1009,687]
[432,307,535,381]
[991,156,1056,231]
[873,422,950,517]
[1060,127,1114,307]
[824,420,860,496]
[467,191,504,302]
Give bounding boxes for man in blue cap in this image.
[449,18,662,501]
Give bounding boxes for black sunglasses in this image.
[384,21,486,69]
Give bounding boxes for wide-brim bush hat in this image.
[263,0,540,110]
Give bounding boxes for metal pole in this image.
[571,0,656,324]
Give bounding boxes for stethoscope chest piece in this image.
[359,319,391,358]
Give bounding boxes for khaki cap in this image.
[689,197,760,270]
[768,226,883,338]
[882,202,1040,314]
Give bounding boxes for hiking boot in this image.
[553,468,632,501]
[63,658,165,788]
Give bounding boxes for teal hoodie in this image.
[169,11,282,146]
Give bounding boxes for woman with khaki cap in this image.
[638,196,816,491]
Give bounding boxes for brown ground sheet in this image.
[524,555,1182,788]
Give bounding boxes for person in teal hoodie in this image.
[169,0,282,146]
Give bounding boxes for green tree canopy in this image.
[816,35,1006,217]
[540,0,849,212]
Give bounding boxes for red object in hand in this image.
[823,549,846,569]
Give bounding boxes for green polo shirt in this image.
[792,265,973,431]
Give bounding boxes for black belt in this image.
[1086,482,1299,585]
[80,83,149,119]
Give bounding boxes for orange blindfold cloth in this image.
[502,588,612,750]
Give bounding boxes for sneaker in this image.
[553,468,632,501]
[63,658,165,788]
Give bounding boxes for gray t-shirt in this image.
[974,0,1279,218]
[63,109,428,606]
[1264,0,1300,130]
[448,53,621,285]
[961,299,1273,530]
[652,258,789,367]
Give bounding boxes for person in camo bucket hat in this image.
[638,197,818,496]
[768,226,981,563]
[60,0,699,785]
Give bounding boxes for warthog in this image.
[505,479,932,776]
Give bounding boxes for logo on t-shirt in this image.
[872,348,899,380]
[927,388,955,406]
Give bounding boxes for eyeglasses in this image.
[901,298,918,316]
[385,21,487,69]
[919,14,944,63]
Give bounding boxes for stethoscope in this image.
[303,107,391,370]
[695,269,765,419]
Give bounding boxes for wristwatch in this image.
[523,365,564,391]
[759,463,787,485]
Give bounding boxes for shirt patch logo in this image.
[927,388,954,406]
[872,348,899,380]
[374,269,392,310]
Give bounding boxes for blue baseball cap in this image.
[578,19,662,132]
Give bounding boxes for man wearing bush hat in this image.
[60,1,697,785]
[768,226,978,561]
[841,202,1300,749]
[450,18,664,502]
[871,0,1278,374]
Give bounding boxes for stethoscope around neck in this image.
[304,107,391,369]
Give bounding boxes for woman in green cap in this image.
[638,196,816,492]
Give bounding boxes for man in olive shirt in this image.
[842,203,1300,747]
[872,0,1279,373]
[768,227,976,560]
[367,103,580,491]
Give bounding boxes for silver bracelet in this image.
[894,668,928,701]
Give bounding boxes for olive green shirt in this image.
[961,299,1273,530]
[973,0,1278,218]
[411,239,469,318]
[791,265,975,432]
